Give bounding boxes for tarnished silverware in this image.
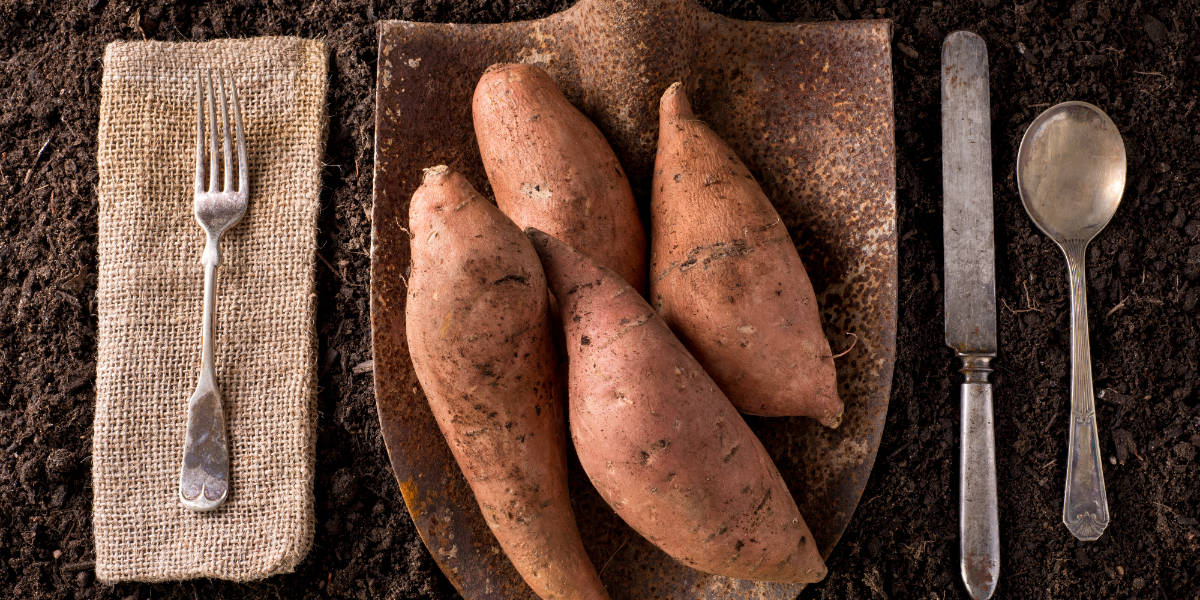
[941,31,1000,600]
[180,70,247,511]
[1017,101,1125,541]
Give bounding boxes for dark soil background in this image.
[2,0,1197,598]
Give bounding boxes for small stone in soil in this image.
[45,448,74,482]
[1142,14,1168,44]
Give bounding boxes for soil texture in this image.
[0,0,1196,598]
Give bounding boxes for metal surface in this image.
[940,31,1000,600]
[1017,101,1126,541]
[941,31,997,356]
[180,70,247,512]
[371,1,896,597]
[958,360,999,599]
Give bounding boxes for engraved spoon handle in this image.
[1062,242,1109,540]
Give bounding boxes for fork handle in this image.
[200,237,220,371]
[180,249,230,511]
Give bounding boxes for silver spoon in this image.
[1017,101,1125,541]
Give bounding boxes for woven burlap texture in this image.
[94,37,327,583]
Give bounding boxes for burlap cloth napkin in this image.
[93,37,327,582]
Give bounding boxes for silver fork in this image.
[180,70,247,511]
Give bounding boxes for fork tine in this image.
[195,70,205,195]
[218,72,233,192]
[229,72,248,195]
[206,70,219,193]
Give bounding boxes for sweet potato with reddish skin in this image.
[526,228,827,584]
[650,83,843,426]
[406,166,609,600]
[473,63,647,291]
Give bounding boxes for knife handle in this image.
[959,354,999,600]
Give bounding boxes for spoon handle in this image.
[1063,244,1109,541]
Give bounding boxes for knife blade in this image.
[942,30,1000,600]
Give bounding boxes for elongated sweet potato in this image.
[650,83,842,425]
[527,228,826,584]
[473,63,647,291]
[406,166,609,600]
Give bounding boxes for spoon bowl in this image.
[1016,100,1125,542]
[1017,101,1126,244]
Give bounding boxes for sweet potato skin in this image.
[406,167,609,600]
[473,63,647,291]
[649,83,843,425]
[527,228,826,584]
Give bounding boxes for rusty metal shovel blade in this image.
[371,1,896,597]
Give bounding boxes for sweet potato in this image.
[406,166,609,600]
[649,83,843,426]
[526,228,827,584]
[473,63,647,291]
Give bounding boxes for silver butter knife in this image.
[942,31,1000,600]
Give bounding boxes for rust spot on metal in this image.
[371,1,895,598]
[397,479,421,518]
